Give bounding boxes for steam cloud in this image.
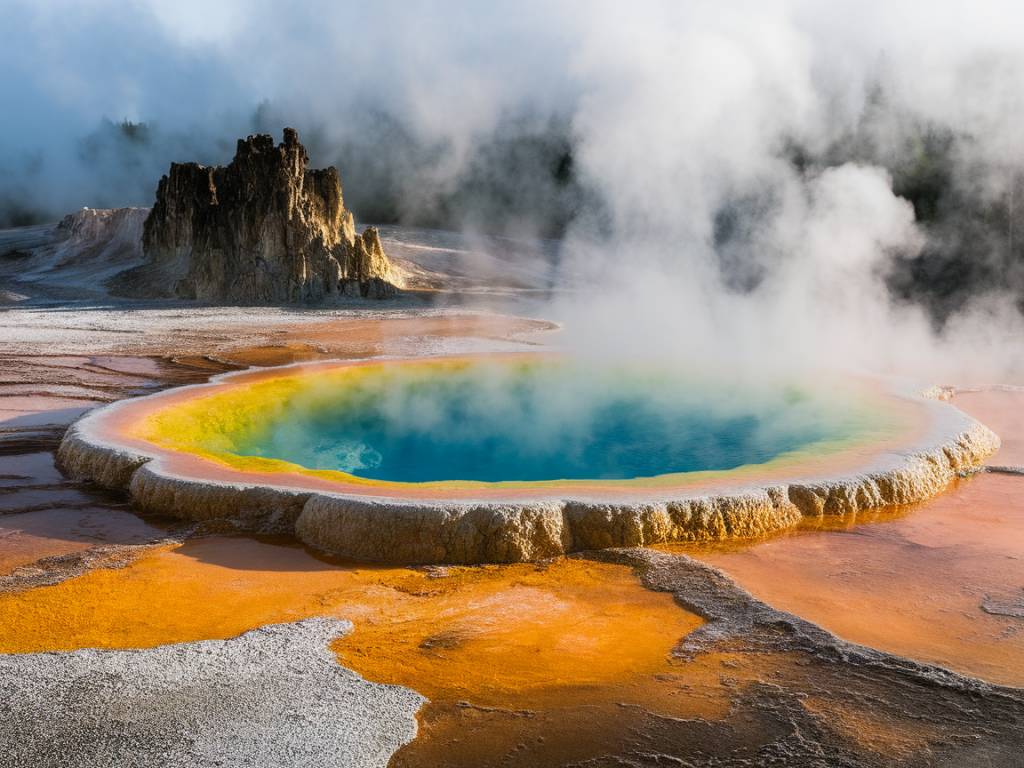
[3,0,1024,380]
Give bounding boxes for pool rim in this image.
[56,354,1000,564]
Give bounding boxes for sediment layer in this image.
[57,371,999,564]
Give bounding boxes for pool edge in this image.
[56,373,1000,564]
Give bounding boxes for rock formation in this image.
[141,128,401,303]
[0,207,149,299]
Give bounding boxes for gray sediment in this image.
[57,377,1000,565]
[0,618,423,768]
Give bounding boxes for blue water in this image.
[231,363,860,483]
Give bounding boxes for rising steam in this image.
[3,0,1024,380]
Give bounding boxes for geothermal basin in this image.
[58,355,999,563]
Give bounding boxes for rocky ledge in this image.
[139,128,401,303]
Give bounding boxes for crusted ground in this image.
[614,547,1024,767]
[0,618,423,768]
[393,547,1024,767]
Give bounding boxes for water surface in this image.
[224,360,879,483]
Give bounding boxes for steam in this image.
[4,0,1024,380]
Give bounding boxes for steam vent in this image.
[141,128,401,303]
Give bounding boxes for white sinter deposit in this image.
[0,618,423,768]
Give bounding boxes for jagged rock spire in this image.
[142,129,400,303]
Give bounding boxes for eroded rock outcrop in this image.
[0,208,149,298]
[142,128,401,303]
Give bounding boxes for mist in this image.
[4,0,1024,381]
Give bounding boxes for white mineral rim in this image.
[56,366,1001,565]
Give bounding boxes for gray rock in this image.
[141,128,402,303]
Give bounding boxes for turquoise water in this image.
[231,362,869,483]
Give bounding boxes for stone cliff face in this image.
[142,128,401,303]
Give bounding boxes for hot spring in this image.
[58,354,998,563]
[186,358,884,485]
